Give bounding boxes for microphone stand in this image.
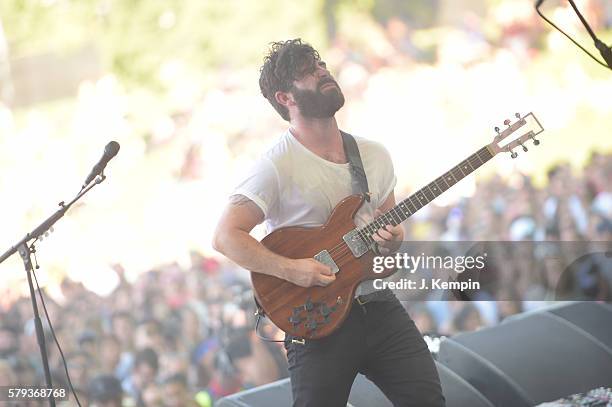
[0,173,107,406]
[536,0,612,70]
[567,0,612,69]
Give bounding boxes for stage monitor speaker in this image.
[546,302,612,349]
[436,362,494,407]
[216,378,291,407]
[438,303,612,407]
[216,374,391,407]
[217,361,494,407]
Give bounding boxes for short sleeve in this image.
[232,157,280,219]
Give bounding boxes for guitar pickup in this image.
[343,229,369,257]
[313,250,339,274]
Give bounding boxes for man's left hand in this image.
[371,209,404,255]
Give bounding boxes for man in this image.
[213,39,445,406]
[88,375,126,407]
[162,373,200,407]
[122,347,159,402]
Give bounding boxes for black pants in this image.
[284,291,445,407]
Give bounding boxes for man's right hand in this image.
[285,258,336,287]
[213,195,336,288]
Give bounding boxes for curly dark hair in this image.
[259,39,321,121]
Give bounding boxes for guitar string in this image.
[322,201,404,257]
[325,223,388,262]
[328,146,492,261]
[325,198,428,262]
[327,231,369,256]
[325,147,493,260]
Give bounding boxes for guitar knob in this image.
[305,320,318,330]
[515,113,521,119]
[510,151,518,159]
[494,126,500,133]
[521,144,528,152]
[533,138,540,146]
[504,119,511,126]
[320,304,331,316]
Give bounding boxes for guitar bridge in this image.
[314,250,339,274]
[342,229,369,257]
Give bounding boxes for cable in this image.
[30,251,83,407]
[254,314,284,343]
[536,0,610,69]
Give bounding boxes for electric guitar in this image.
[252,113,545,339]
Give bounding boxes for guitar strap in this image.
[253,130,371,339]
[340,131,370,202]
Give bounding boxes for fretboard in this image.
[359,146,494,243]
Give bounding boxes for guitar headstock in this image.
[488,112,545,159]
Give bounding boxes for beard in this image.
[291,79,345,119]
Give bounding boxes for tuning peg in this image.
[504,119,511,126]
[530,134,540,145]
[510,150,518,159]
[494,126,500,134]
[515,113,521,119]
[519,142,528,152]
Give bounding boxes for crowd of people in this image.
[0,152,609,406]
[0,0,610,405]
[396,151,611,334]
[0,255,287,406]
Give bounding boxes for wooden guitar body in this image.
[250,112,544,339]
[251,194,395,339]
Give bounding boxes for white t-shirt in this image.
[233,129,397,295]
[235,130,396,231]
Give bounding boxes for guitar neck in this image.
[360,145,495,240]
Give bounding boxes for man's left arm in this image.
[372,190,404,254]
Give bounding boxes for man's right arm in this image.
[212,195,335,288]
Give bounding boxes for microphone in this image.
[83,141,120,188]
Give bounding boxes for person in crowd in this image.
[88,374,129,407]
[162,373,199,407]
[0,150,608,403]
[122,347,159,401]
